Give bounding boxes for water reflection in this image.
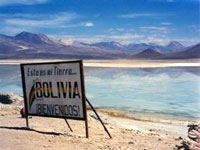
[0,65,199,120]
[84,67,200,120]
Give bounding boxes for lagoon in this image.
[0,64,199,121]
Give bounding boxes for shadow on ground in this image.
[0,126,67,136]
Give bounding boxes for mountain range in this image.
[0,31,199,59]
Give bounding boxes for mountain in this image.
[90,41,124,50]
[125,43,150,53]
[125,41,185,54]
[0,31,198,59]
[130,44,200,59]
[0,33,33,54]
[165,41,185,53]
[163,43,200,59]
[14,31,52,45]
[131,49,164,59]
[0,32,126,59]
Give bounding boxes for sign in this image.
[20,60,87,120]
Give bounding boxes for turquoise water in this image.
[0,65,199,120]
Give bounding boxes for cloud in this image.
[140,36,200,46]
[119,13,158,18]
[108,28,133,33]
[160,22,173,25]
[1,12,94,34]
[0,26,29,35]
[171,38,200,46]
[141,37,167,45]
[187,25,197,28]
[105,33,143,41]
[50,32,200,46]
[84,22,94,27]
[140,26,167,31]
[116,28,125,32]
[0,12,82,34]
[4,12,78,27]
[52,33,144,44]
[139,26,173,34]
[0,0,50,6]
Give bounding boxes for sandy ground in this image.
[0,104,186,150]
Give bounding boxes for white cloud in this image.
[140,26,167,31]
[0,26,29,35]
[105,33,143,40]
[139,26,173,34]
[1,12,94,34]
[141,37,167,45]
[108,28,134,34]
[161,22,173,25]
[84,22,94,27]
[50,33,200,46]
[187,25,197,28]
[140,36,200,46]
[108,28,126,33]
[0,12,82,35]
[52,33,144,44]
[119,13,158,18]
[116,28,125,32]
[171,38,200,46]
[4,12,78,27]
[0,0,49,6]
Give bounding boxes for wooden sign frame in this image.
[20,60,88,137]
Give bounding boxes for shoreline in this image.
[0,58,199,68]
[0,92,194,149]
[91,108,198,139]
[0,102,194,139]
[0,89,197,140]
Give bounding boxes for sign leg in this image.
[85,118,89,138]
[86,98,112,139]
[65,119,73,132]
[26,116,29,128]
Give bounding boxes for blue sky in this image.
[0,0,199,45]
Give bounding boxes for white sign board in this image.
[21,60,86,120]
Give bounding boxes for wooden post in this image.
[65,119,73,132]
[86,98,112,139]
[26,116,29,128]
[80,60,89,138]
[85,117,89,138]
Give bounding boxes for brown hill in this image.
[131,49,164,59]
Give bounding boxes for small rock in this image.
[149,129,155,132]
[121,130,126,134]
[128,141,134,144]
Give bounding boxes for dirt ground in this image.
[0,105,182,150]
